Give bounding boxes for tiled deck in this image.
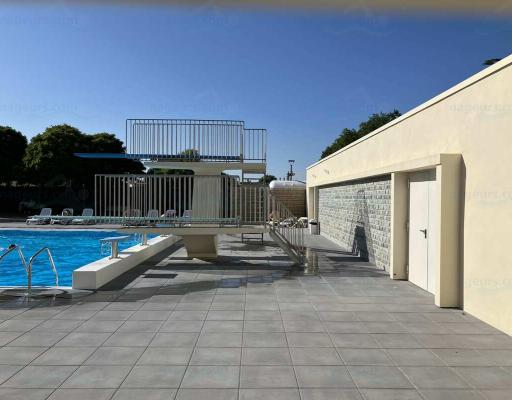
[0,234,512,400]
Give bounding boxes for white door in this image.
[408,170,437,294]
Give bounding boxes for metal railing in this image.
[0,245,59,295]
[125,119,266,163]
[268,192,305,261]
[94,174,268,226]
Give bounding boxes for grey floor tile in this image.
[430,349,485,366]
[32,347,97,365]
[359,389,422,399]
[197,333,242,347]
[243,332,287,347]
[282,320,324,333]
[290,348,342,366]
[400,366,469,389]
[103,332,155,347]
[7,331,67,347]
[181,366,239,388]
[176,388,237,400]
[138,347,193,365]
[47,388,115,400]
[190,347,241,365]
[0,388,53,400]
[244,311,281,321]
[373,334,423,349]
[150,332,198,347]
[129,311,172,321]
[300,388,363,400]
[331,334,380,348]
[160,320,204,332]
[339,348,392,366]
[56,332,111,347]
[111,388,177,400]
[169,311,208,321]
[240,366,297,388]
[119,320,163,332]
[286,333,333,347]
[348,366,412,389]
[0,366,22,385]
[418,389,485,400]
[0,347,47,365]
[75,320,124,333]
[295,365,354,388]
[32,319,83,332]
[387,349,444,366]
[0,320,43,332]
[239,388,300,400]
[242,348,291,365]
[86,347,145,365]
[207,311,244,321]
[62,365,131,388]
[202,320,243,333]
[454,367,512,389]
[324,322,367,334]
[91,311,135,321]
[122,365,186,388]
[479,389,512,399]
[4,366,77,388]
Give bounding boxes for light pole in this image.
[287,160,295,181]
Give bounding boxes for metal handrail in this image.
[28,247,59,294]
[0,244,28,274]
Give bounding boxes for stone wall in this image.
[318,175,391,270]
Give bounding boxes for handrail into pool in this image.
[28,247,59,295]
[0,244,28,274]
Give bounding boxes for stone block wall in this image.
[318,175,391,270]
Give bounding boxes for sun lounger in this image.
[50,208,74,225]
[71,208,95,225]
[26,208,52,225]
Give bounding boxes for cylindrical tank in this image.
[269,180,306,217]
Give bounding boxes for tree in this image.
[321,110,401,159]
[0,126,27,184]
[259,174,277,185]
[23,124,86,185]
[23,125,144,186]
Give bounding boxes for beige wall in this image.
[307,55,512,335]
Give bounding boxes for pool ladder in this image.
[0,244,59,296]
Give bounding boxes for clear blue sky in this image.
[1,4,510,180]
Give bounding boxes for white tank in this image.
[269,180,306,217]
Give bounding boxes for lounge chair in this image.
[71,208,95,225]
[26,208,52,225]
[146,209,159,225]
[122,209,141,226]
[180,209,192,226]
[50,208,74,225]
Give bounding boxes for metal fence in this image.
[94,174,267,226]
[125,119,266,163]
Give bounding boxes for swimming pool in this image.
[0,230,151,287]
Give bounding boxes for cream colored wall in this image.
[307,55,512,335]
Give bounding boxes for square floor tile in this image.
[62,366,131,388]
[240,366,297,388]
[387,349,444,366]
[0,388,54,400]
[122,365,186,388]
[175,388,237,400]
[111,388,177,400]
[103,332,155,347]
[243,332,287,347]
[32,347,97,365]
[181,366,239,388]
[359,389,422,400]
[197,333,242,347]
[454,367,512,389]
[137,347,193,365]
[47,388,115,400]
[290,348,342,366]
[242,348,291,365]
[239,388,300,400]
[56,332,110,347]
[300,388,363,400]
[347,366,412,389]
[0,366,22,385]
[339,348,392,366]
[86,347,145,365]
[294,366,354,388]
[0,347,47,365]
[150,332,198,347]
[4,366,77,388]
[400,367,469,389]
[190,348,241,365]
[286,333,332,347]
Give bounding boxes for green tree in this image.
[259,174,277,185]
[320,110,401,159]
[23,124,86,185]
[0,126,27,184]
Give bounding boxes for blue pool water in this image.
[0,230,152,287]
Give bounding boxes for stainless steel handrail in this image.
[28,247,59,294]
[0,244,28,274]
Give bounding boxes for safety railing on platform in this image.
[124,119,267,163]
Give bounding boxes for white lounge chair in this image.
[26,208,52,225]
[71,208,95,225]
[51,208,74,225]
[161,209,176,218]
[146,209,159,225]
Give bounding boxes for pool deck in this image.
[0,234,511,399]
[0,222,122,230]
